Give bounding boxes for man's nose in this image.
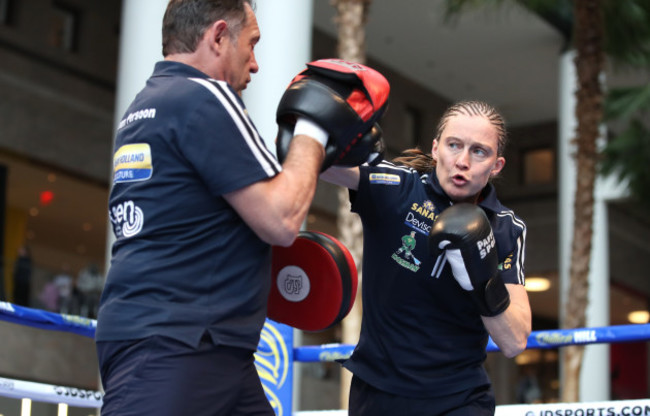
[250,54,259,74]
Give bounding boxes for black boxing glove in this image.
[276,58,390,171]
[428,203,510,317]
[336,123,385,167]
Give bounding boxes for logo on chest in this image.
[391,200,439,272]
[391,231,421,272]
[403,200,438,236]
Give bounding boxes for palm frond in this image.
[604,84,650,121]
[604,0,650,68]
[601,119,650,208]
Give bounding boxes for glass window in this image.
[0,153,108,316]
[49,4,79,51]
[0,0,12,25]
[522,148,554,185]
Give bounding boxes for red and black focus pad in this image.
[276,58,390,171]
[337,122,385,167]
[268,231,358,332]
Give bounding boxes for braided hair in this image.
[392,100,507,175]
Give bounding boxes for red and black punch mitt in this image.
[276,58,390,170]
[268,231,358,332]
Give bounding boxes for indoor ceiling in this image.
[312,0,647,127]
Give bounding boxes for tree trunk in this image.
[331,0,371,409]
[561,0,604,403]
[335,187,363,409]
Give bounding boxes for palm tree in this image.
[600,0,650,209]
[330,0,372,409]
[560,0,604,402]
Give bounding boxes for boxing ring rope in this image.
[2,301,650,415]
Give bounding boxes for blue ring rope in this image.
[3,301,650,363]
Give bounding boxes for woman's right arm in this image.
[319,166,361,190]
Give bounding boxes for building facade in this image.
[0,0,648,414]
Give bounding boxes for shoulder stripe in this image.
[515,229,526,284]
[497,210,527,284]
[375,160,415,173]
[189,78,281,176]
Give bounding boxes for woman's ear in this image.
[491,156,505,177]
[431,139,439,162]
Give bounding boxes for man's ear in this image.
[210,20,228,49]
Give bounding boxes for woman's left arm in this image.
[482,283,532,358]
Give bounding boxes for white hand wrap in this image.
[294,117,329,147]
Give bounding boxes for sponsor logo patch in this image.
[477,230,496,259]
[498,253,514,271]
[391,231,421,272]
[369,173,400,185]
[404,200,438,236]
[117,108,156,130]
[109,200,144,238]
[113,143,153,184]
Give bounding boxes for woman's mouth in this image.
[451,174,468,186]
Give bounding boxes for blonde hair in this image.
[393,100,507,174]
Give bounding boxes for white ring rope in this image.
[0,377,102,408]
